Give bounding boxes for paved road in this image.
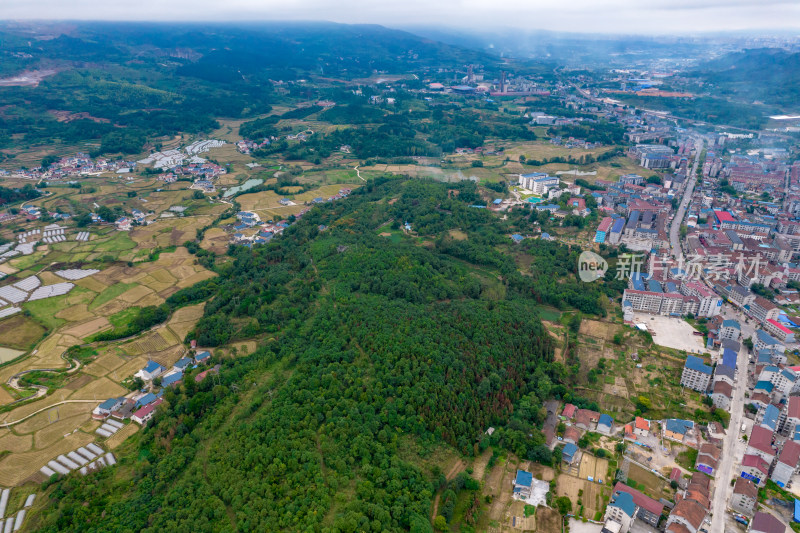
[708,341,749,533]
[669,140,703,259]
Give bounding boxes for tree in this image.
[97,206,114,222]
[434,516,448,531]
[636,395,652,412]
[41,155,59,169]
[193,190,205,200]
[555,496,572,515]
[568,313,582,333]
[471,160,483,167]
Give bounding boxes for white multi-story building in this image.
[680,281,722,317]
[680,355,713,392]
[518,173,559,194]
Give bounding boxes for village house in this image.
[135,360,165,382]
[663,419,695,444]
[710,381,733,410]
[784,396,800,436]
[719,319,741,340]
[695,443,721,476]
[665,499,707,533]
[730,478,758,516]
[562,443,579,464]
[746,425,776,464]
[603,491,636,533]
[597,414,614,435]
[740,454,771,488]
[132,397,164,425]
[749,512,785,533]
[92,397,125,420]
[563,426,581,444]
[634,417,650,436]
[770,440,800,488]
[512,470,533,499]
[575,409,600,431]
[612,483,664,527]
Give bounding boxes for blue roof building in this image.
[514,469,532,488]
[665,419,694,436]
[143,360,163,374]
[135,392,158,408]
[174,357,193,371]
[757,350,774,364]
[762,404,780,432]
[722,348,738,369]
[598,414,613,434]
[562,442,578,463]
[647,279,663,293]
[665,282,679,294]
[685,355,713,375]
[161,372,183,387]
[195,350,212,363]
[511,234,524,243]
[98,397,124,411]
[756,329,781,347]
[794,499,800,523]
[755,381,774,394]
[609,491,636,518]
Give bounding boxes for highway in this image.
[668,139,703,259]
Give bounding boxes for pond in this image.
[223,178,263,198]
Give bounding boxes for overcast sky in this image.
[4,0,800,35]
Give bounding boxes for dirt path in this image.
[0,399,97,428]
[431,458,468,520]
[471,448,493,481]
[353,165,366,182]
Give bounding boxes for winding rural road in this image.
[1,399,98,428]
[353,165,366,182]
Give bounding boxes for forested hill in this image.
[0,21,501,157]
[689,48,800,110]
[34,178,619,532]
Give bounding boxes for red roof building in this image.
[714,210,736,224]
[613,482,665,517]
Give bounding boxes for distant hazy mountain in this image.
[0,21,500,79]
[401,25,717,66]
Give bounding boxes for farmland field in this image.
[556,473,610,520]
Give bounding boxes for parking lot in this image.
[633,314,709,354]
